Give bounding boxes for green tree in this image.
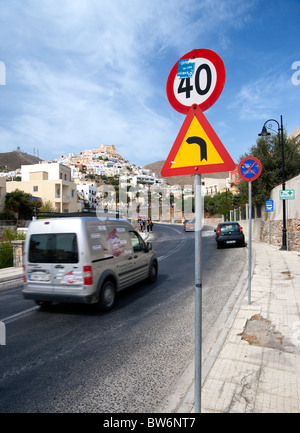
[4,189,42,220]
[204,191,232,218]
[204,195,219,215]
[238,132,300,206]
[204,190,248,219]
[2,227,26,241]
[40,200,57,212]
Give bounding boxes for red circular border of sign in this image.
[238,156,262,182]
[166,49,226,114]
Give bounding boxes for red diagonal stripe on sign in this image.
[242,161,256,175]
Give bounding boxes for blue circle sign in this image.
[238,156,262,181]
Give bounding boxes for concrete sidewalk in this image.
[173,241,300,413]
[0,266,23,283]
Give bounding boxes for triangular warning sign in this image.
[161,105,236,177]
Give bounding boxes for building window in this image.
[33,186,38,192]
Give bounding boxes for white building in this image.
[76,182,97,209]
[131,174,157,185]
[6,162,80,213]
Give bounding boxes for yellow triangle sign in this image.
[161,105,236,176]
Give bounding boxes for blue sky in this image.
[0,0,299,168]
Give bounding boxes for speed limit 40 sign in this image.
[166,49,226,114]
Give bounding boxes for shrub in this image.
[0,242,13,268]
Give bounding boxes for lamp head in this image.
[258,125,271,137]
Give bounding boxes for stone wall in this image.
[12,240,25,267]
[231,174,300,251]
[260,218,300,251]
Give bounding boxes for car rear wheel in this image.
[96,280,116,312]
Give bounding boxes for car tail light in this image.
[83,266,93,285]
[238,224,243,233]
[216,226,221,234]
[23,265,27,283]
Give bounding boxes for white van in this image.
[22,217,158,311]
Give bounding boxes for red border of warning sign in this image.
[161,105,236,177]
[166,49,226,114]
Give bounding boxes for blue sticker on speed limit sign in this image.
[167,49,226,114]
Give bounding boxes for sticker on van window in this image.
[106,228,127,257]
[90,233,101,239]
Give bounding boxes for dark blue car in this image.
[214,222,245,249]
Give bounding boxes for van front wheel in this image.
[97,280,116,312]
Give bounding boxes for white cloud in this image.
[229,70,295,121]
[0,0,259,165]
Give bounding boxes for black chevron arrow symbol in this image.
[186,136,207,161]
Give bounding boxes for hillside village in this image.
[0,144,239,215]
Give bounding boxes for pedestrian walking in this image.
[149,219,153,231]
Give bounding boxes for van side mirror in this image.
[146,242,152,251]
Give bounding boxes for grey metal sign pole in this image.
[248,181,252,305]
[194,173,202,412]
[268,212,271,244]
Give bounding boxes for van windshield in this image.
[29,233,78,263]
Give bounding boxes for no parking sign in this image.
[237,156,262,306]
[238,156,262,182]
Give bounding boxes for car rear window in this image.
[29,233,78,263]
[220,224,240,233]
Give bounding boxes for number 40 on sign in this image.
[166,49,226,114]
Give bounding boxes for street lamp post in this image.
[258,115,287,250]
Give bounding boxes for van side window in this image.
[129,231,145,252]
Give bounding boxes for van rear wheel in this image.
[97,280,116,312]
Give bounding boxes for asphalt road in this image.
[0,223,247,413]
